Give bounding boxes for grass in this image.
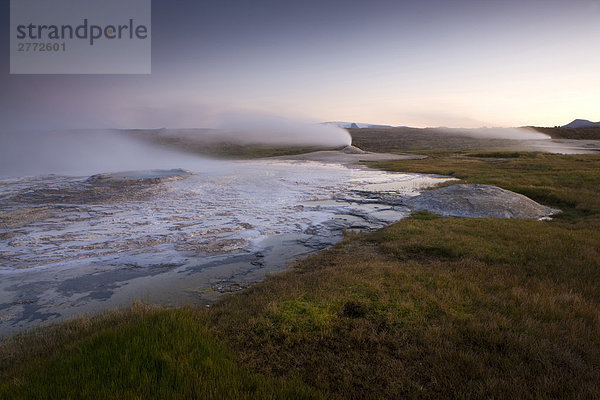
[1,150,600,399]
[349,126,600,154]
[206,218,600,399]
[0,304,318,399]
[465,151,521,158]
[532,126,600,140]
[350,127,526,153]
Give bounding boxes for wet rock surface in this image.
[406,184,559,219]
[8,169,191,206]
[212,282,251,293]
[87,169,192,184]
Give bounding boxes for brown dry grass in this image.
[532,126,600,140]
[204,216,600,399]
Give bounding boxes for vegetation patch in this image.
[0,305,318,400]
[466,151,521,158]
[532,126,600,140]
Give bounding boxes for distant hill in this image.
[324,120,600,141]
[562,119,600,129]
[531,126,600,140]
[322,121,396,129]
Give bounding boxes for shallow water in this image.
[0,159,451,336]
[0,160,447,272]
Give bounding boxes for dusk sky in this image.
[1,0,599,130]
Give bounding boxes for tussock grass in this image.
[205,218,600,399]
[350,128,531,152]
[350,126,600,154]
[1,152,599,399]
[0,304,318,399]
[532,126,600,140]
[466,151,521,158]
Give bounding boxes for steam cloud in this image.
[438,127,551,140]
[114,106,352,148]
[0,129,215,178]
[212,113,352,147]
[0,113,352,178]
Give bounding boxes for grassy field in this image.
[532,126,600,140]
[1,150,599,399]
[350,127,525,152]
[0,305,318,399]
[350,126,600,153]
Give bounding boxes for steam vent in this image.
[342,145,368,154]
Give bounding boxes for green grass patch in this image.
[466,151,521,158]
[0,305,318,400]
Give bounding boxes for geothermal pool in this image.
[0,158,450,336]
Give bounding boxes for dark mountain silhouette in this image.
[562,119,600,128]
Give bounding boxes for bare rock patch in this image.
[406,184,559,219]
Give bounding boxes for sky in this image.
[1,0,600,130]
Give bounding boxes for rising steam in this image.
[0,113,353,178]
[0,129,214,178]
[212,113,352,147]
[438,127,551,140]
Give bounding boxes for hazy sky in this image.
[1,0,599,129]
